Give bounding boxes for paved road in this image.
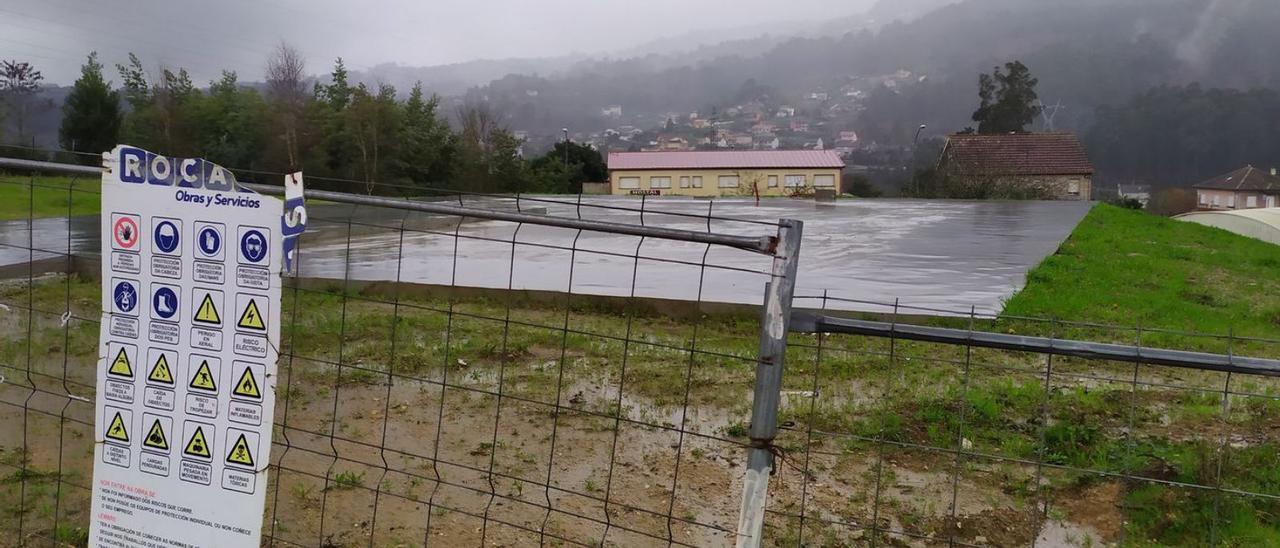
[0,197,1091,314]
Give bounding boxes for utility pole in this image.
[562,128,569,169]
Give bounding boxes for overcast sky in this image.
[2,0,872,85]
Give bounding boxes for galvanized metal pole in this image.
[736,218,803,548]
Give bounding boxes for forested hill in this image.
[445,0,1280,186]
[7,0,1280,188]
[463,0,1279,134]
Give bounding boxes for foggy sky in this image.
[1,0,872,85]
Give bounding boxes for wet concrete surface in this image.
[0,197,1091,314]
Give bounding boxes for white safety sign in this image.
[90,145,304,547]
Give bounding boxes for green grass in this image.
[1003,204,1280,348]
[0,175,100,221]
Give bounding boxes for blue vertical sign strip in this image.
[280,172,307,275]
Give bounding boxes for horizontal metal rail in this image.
[0,157,777,254]
[791,313,1280,377]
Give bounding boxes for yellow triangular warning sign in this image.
[144,419,169,450]
[237,299,265,331]
[105,412,129,442]
[232,368,261,399]
[109,347,133,378]
[184,427,211,458]
[189,360,217,392]
[148,354,174,384]
[194,293,221,325]
[226,434,255,467]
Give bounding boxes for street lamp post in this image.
[562,128,570,169]
[910,124,928,171]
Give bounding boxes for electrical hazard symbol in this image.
[109,346,134,378]
[105,412,129,443]
[144,419,169,451]
[236,299,265,331]
[189,360,218,392]
[149,353,174,384]
[184,426,212,459]
[194,292,222,325]
[225,433,255,467]
[233,367,261,399]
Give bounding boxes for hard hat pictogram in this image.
[153,219,180,254]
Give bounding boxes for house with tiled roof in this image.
[1192,166,1280,210]
[937,133,1094,200]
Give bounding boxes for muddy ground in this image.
[1,275,1277,547]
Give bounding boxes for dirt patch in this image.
[1056,481,1125,543]
[925,507,1042,547]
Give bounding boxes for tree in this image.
[345,83,401,194]
[194,71,266,169]
[312,58,356,178]
[265,42,309,169]
[971,61,1042,134]
[59,52,121,155]
[0,59,45,142]
[529,140,605,193]
[394,82,455,189]
[114,54,202,154]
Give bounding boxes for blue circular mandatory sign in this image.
[240,229,267,263]
[198,226,221,257]
[152,286,179,319]
[112,281,137,313]
[154,220,180,254]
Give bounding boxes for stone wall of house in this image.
[947,175,1092,200]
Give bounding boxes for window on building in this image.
[1212,195,1220,207]
[680,176,690,188]
[768,175,779,188]
[719,175,740,188]
[618,177,640,189]
[1247,195,1257,208]
[784,175,806,188]
[650,176,671,189]
[1200,193,1208,205]
[1067,180,1080,195]
[692,176,703,188]
[814,174,836,188]
[1228,195,1236,208]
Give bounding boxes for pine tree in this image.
[59,52,121,155]
[972,61,1042,134]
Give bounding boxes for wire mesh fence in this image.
[0,161,793,547]
[769,297,1280,547]
[2,156,1279,548]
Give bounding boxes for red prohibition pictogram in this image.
[114,216,140,249]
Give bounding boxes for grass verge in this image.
[0,175,100,222]
[1003,204,1280,348]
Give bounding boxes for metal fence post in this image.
[736,218,803,548]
